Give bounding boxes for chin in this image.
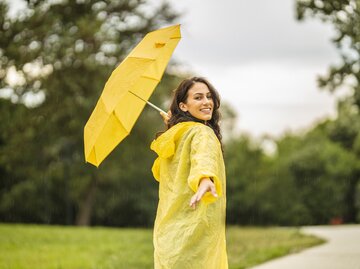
[203,116,212,121]
[191,113,212,121]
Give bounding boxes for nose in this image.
[203,97,211,105]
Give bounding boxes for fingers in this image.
[210,184,218,198]
[160,111,169,119]
[160,111,170,124]
[189,181,218,209]
[189,191,203,209]
[189,194,197,209]
[160,110,171,118]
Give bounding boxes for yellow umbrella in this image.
[84,24,181,167]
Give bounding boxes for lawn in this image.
[0,224,324,269]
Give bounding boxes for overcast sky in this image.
[169,0,342,138]
[8,0,343,138]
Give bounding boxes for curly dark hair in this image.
[164,77,222,145]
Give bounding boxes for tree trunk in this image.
[75,175,98,226]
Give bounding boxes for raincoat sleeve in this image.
[187,126,223,204]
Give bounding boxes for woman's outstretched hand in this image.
[189,178,218,209]
[160,110,171,125]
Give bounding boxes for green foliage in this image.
[225,102,360,225]
[287,131,357,224]
[0,224,324,269]
[225,135,270,225]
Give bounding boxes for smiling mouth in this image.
[200,108,212,113]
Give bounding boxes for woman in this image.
[150,77,228,269]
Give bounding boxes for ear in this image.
[179,102,188,112]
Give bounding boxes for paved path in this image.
[251,225,360,269]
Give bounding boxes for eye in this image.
[194,96,202,100]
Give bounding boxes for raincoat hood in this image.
[151,121,202,159]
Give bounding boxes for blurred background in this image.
[0,0,359,227]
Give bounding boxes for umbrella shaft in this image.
[129,91,166,114]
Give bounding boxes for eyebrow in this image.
[192,92,211,96]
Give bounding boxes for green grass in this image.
[0,224,324,269]
[226,226,324,269]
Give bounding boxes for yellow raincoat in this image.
[150,121,228,269]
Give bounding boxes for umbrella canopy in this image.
[84,24,181,167]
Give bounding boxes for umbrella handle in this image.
[129,90,167,114]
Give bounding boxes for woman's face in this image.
[179,82,214,121]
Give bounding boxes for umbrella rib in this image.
[128,56,156,61]
[128,91,166,114]
[141,75,160,82]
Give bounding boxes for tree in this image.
[225,114,360,226]
[225,135,264,225]
[296,0,360,223]
[286,128,357,224]
[0,0,180,226]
